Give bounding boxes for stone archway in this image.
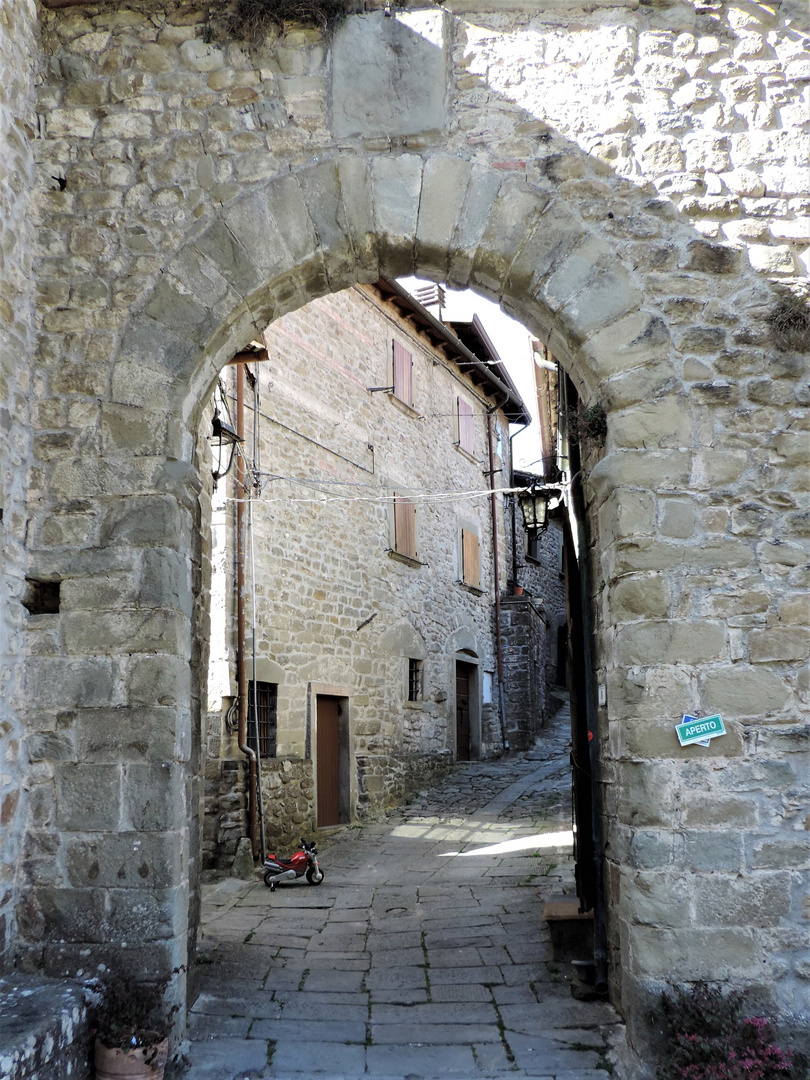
[10,2,807,1062]
[25,147,793,1051]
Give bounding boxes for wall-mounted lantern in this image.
[518,484,550,533]
[212,409,243,484]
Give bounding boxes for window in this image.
[408,658,423,702]
[461,529,480,589]
[394,495,417,560]
[392,341,413,407]
[457,396,474,455]
[247,681,277,758]
[526,530,542,562]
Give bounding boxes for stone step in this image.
[0,975,91,1080]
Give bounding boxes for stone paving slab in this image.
[267,1040,366,1075]
[370,1022,502,1044]
[184,1037,271,1078]
[189,716,624,1079]
[366,1044,478,1076]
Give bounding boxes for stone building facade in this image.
[203,280,530,864]
[0,0,807,1067]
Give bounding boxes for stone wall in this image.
[4,0,808,1060]
[203,284,513,862]
[500,595,547,748]
[0,0,39,973]
[516,516,567,689]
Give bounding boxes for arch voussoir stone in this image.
[371,153,425,277]
[415,155,472,280]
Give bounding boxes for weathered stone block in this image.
[332,10,447,139]
[616,620,726,666]
[123,763,186,832]
[611,575,670,620]
[621,870,691,928]
[694,872,793,927]
[683,829,744,872]
[610,397,692,449]
[24,658,114,709]
[415,156,470,275]
[126,655,190,707]
[56,763,120,831]
[65,831,185,890]
[105,886,187,941]
[751,839,810,870]
[472,185,550,295]
[701,665,792,717]
[748,627,809,663]
[21,886,107,944]
[628,926,760,979]
[75,707,182,764]
[617,762,679,827]
[372,154,423,267]
[682,794,759,829]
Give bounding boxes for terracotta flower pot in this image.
[95,1038,169,1080]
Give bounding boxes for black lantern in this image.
[211,409,243,483]
[518,484,549,533]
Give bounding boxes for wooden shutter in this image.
[457,397,474,454]
[462,529,480,589]
[394,496,417,559]
[393,342,413,407]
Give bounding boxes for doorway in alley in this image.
[316,695,348,828]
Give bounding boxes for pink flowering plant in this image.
[655,982,799,1080]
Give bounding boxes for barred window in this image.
[408,658,423,702]
[247,681,277,758]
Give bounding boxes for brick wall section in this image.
[0,0,38,974]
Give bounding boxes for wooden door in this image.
[456,663,472,761]
[316,696,340,827]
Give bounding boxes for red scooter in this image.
[263,838,324,891]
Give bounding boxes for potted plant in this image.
[89,970,180,1080]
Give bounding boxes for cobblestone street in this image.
[186,707,624,1079]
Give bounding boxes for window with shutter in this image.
[457,397,475,454]
[392,342,413,407]
[461,529,480,589]
[394,496,417,560]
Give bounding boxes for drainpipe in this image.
[508,422,530,588]
[235,363,260,859]
[487,410,509,752]
[570,471,608,995]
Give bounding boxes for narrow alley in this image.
[186,707,624,1079]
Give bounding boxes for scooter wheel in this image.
[306,867,324,885]
[263,871,277,889]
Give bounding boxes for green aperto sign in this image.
[676,714,726,747]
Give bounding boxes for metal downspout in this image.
[507,422,530,588]
[571,472,608,995]
[235,363,260,858]
[487,410,509,752]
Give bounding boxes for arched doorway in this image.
[17,9,806,1052]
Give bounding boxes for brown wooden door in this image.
[456,663,472,761]
[316,696,340,827]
